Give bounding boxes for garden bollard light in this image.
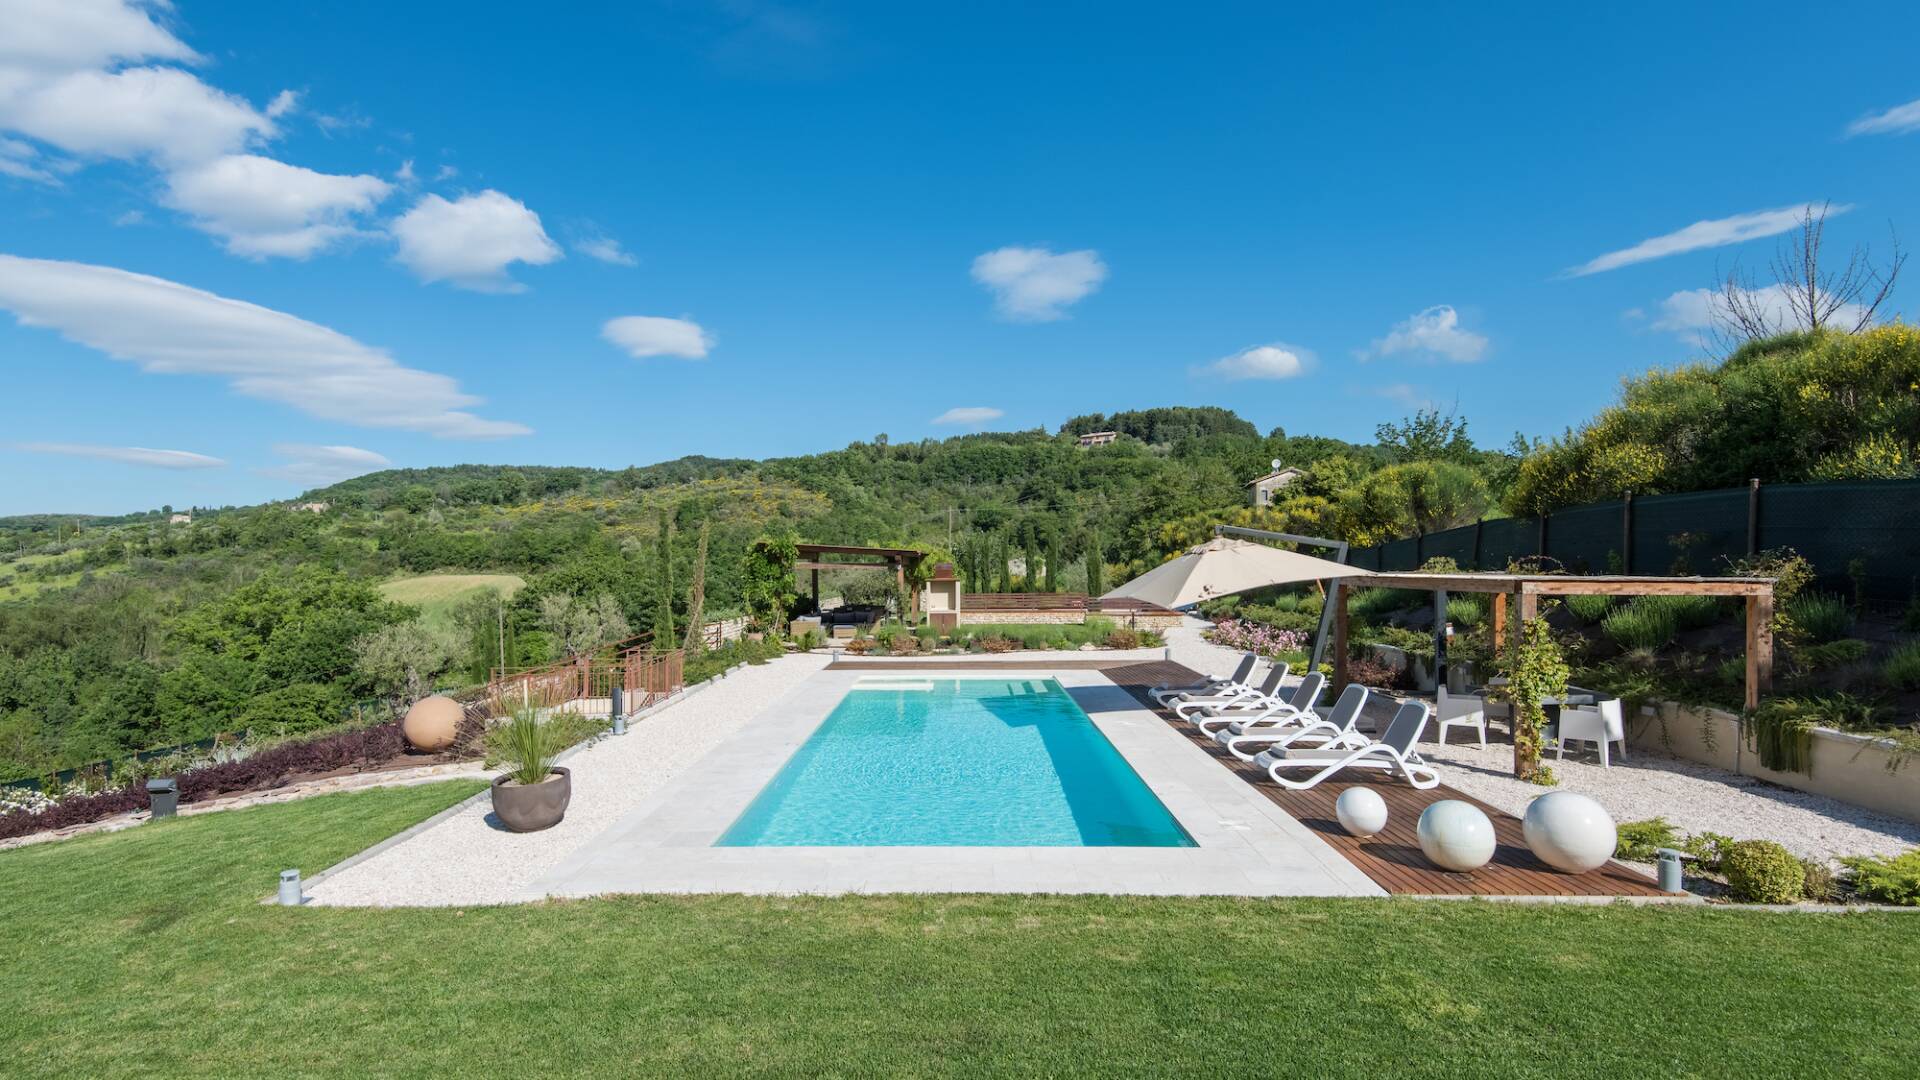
[146,777,179,819]
[279,869,304,906]
[611,688,626,735]
[1655,848,1687,893]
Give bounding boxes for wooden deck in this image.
[1102,661,1674,899]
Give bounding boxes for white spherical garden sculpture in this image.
[1416,799,1496,872]
[1334,787,1388,838]
[1522,790,1618,874]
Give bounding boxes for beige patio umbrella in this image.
[1101,536,1372,609]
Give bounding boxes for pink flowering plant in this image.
[1206,617,1309,657]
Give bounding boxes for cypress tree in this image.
[1085,533,1104,596]
[655,512,675,646]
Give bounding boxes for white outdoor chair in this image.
[1556,698,1628,767]
[1151,653,1259,706]
[1173,665,1287,723]
[1435,685,1489,748]
[1201,672,1326,739]
[1226,682,1372,762]
[1263,700,1440,790]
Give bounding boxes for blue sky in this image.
[3,1,1920,515]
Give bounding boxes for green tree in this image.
[654,513,675,645]
[741,528,799,633]
[1084,533,1105,596]
[1375,408,1476,465]
[352,620,454,712]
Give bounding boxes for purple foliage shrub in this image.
[0,722,412,841]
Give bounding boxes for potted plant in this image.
[489,701,571,832]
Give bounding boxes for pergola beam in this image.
[1360,571,1771,596]
[1337,569,1776,717]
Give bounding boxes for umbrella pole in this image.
[1210,526,1353,675]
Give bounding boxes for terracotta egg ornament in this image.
[1416,799,1496,872]
[1522,791,1618,874]
[401,695,462,752]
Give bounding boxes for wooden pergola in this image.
[795,543,927,616]
[1330,572,1777,710]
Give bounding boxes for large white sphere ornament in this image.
[1522,791,1618,874]
[1416,800,1496,873]
[1335,787,1389,837]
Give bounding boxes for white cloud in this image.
[163,154,391,258]
[970,245,1107,321]
[0,0,200,74]
[1361,305,1488,362]
[1564,203,1846,277]
[0,254,530,438]
[932,406,1004,426]
[391,190,562,291]
[601,315,712,360]
[1201,343,1312,380]
[1647,284,1871,346]
[264,89,299,119]
[260,443,391,486]
[0,134,57,182]
[18,442,225,469]
[0,64,271,166]
[1372,382,1433,409]
[576,234,637,266]
[394,158,416,184]
[1845,98,1920,138]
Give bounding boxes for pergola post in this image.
[1332,582,1350,692]
[1432,589,1449,692]
[1489,593,1507,659]
[811,568,820,613]
[1745,592,1774,711]
[1511,587,1537,779]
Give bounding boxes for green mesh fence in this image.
[1630,487,1747,575]
[1346,479,1920,606]
[1758,480,1920,604]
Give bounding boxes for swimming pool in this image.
[716,677,1195,847]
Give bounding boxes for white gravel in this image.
[1164,619,1920,864]
[306,652,832,907]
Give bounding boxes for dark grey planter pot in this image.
[490,767,571,832]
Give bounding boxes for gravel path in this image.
[306,653,831,907]
[1163,619,1920,864]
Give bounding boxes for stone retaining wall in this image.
[1628,704,1920,823]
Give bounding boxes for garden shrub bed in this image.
[0,717,483,841]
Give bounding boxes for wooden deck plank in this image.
[1100,661,1672,899]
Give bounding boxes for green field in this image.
[2,782,1914,1078]
[379,572,525,633]
[0,552,122,602]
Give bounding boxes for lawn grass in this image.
[3,781,1917,1078]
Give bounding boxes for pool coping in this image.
[525,668,1386,898]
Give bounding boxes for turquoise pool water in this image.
[716,678,1194,847]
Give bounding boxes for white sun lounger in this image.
[1263,700,1439,790]
[1150,653,1259,707]
[1200,672,1325,739]
[1224,682,1372,762]
[1171,665,1287,721]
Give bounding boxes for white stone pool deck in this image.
[307,651,1381,905]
